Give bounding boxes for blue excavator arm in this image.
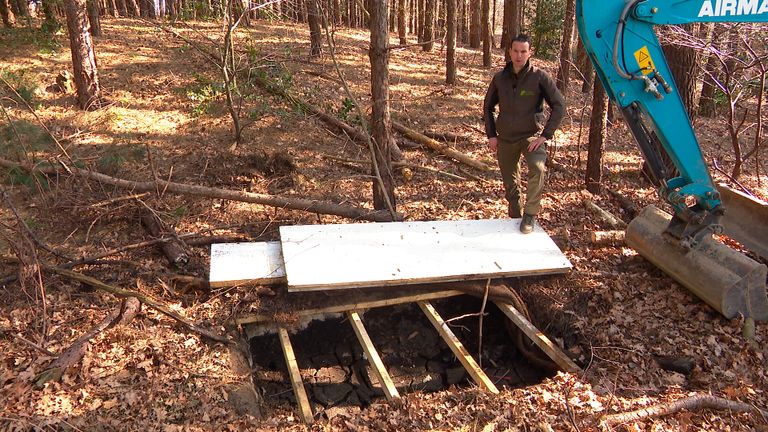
[576,0,768,248]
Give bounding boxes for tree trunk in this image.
[532,0,544,49]
[491,0,496,48]
[369,0,396,213]
[127,0,139,16]
[398,0,406,44]
[86,0,101,37]
[115,0,127,17]
[332,0,340,25]
[307,0,323,57]
[167,0,175,19]
[555,0,575,92]
[501,0,520,61]
[457,0,466,44]
[389,0,396,32]
[346,0,352,27]
[64,0,102,110]
[445,0,456,84]
[107,0,118,17]
[576,38,593,93]
[469,0,479,48]
[699,30,722,117]
[481,0,490,66]
[0,0,16,27]
[12,0,29,24]
[422,0,434,50]
[662,24,699,116]
[409,0,415,34]
[586,78,607,194]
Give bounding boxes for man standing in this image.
[483,34,565,234]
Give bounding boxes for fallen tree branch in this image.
[46,266,231,345]
[0,158,396,222]
[600,394,768,428]
[583,199,627,229]
[1,187,73,261]
[422,130,472,144]
[35,297,141,386]
[322,154,467,181]
[140,211,190,267]
[392,121,494,172]
[90,192,151,208]
[250,75,382,151]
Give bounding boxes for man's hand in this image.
[527,136,546,152]
[488,137,498,154]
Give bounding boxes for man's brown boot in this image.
[520,213,535,234]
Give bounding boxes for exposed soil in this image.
[1,16,767,431]
[249,297,548,419]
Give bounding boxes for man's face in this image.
[509,41,532,70]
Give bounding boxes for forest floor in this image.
[1,17,767,431]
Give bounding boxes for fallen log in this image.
[584,199,627,229]
[47,266,231,344]
[422,130,472,144]
[35,297,141,386]
[0,158,397,222]
[141,211,190,267]
[607,188,640,218]
[600,394,768,428]
[392,121,494,172]
[589,230,625,246]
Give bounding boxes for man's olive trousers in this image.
[496,136,547,217]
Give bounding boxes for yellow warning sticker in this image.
[634,46,655,75]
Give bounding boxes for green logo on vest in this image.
[520,89,535,96]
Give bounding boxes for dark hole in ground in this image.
[249,295,555,418]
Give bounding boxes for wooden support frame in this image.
[237,290,464,325]
[494,301,581,373]
[417,301,499,394]
[346,311,400,400]
[277,328,314,424]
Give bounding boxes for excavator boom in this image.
[576,0,768,320]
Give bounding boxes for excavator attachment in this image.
[576,0,768,321]
[626,205,768,321]
[717,184,768,261]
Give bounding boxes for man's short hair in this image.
[511,34,532,46]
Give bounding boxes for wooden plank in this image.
[277,328,314,424]
[236,289,464,325]
[417,301,499,394]
[494,301,581,373]
[280,219,572,292]
[209,242,286,288]
[346,311,400,400]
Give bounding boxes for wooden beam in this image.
[346,311,400,400]
[417,301,499,394]
[236,290,464,325]
[494,301,581,373]
[277,328,314,424]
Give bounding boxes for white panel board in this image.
[279,219,571,291]
[209,242,286,287]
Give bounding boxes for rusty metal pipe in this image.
[626,205,768,321]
